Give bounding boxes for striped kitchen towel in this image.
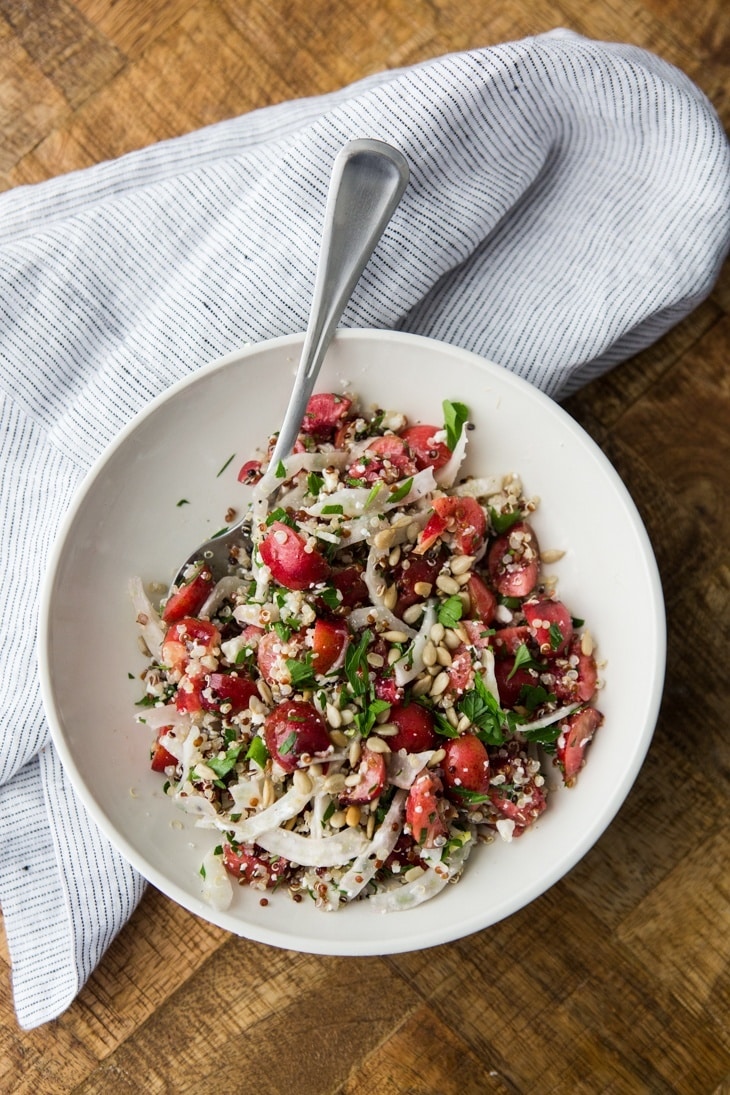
[0,29,728,1029]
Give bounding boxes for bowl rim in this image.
[38,328,667,952]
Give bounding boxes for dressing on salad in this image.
[131,393,603,913]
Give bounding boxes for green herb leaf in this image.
[365,482,383,508]
[275,459,287,478]
[517,683,556,714]
[245,735,270,769]
[217,453,235,477]
[450,787,491,804]
[199,863,207,879]
[322,800,336,825]
[488,506,522,535]
[265,506,297,528]
[519,720,564,745]
[458,672,506,746]
[431,710,460,738]
[206,743,245,780]
[353,698,391,738]
[442,399,469,451]
[387,477,414,504]
[278,731,297,755]
[286,652,318,690]
[321,504,344,515]
[273,621,292,642]
[507,643,545,681]
[549,622,564,650]
[344,629,372,698]
[318,585,342,611]
[498,595,522,610]
[307,471,324,497]
[176,498,190,507]
[438,595,463,629]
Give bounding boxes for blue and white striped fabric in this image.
[0,29,728,1028]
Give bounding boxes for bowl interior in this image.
[39,329,665,954]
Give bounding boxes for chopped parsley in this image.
[517,683,556,713]
[507,643,545,680]
[278,731,297,755]
[442,399,469,451]
[246,736,269,769]
[387,477,414,504]
[206,743,245,780]
[365,482,383,507]
[488,506,522,534]
[307,471,324,497]
[438,594,463,629]
[318,585,342,611]
[321,800,336,825]
[286,653,318,691]
[431,709,460,738]
[265,506,297,528]
[216,453,235,477]
[457,672,509,745]
[450,787,491,804]
[353,698,391,738]
[344,629,372,699]
[519,720,564,746]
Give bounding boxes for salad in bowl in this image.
[40,330,663,954]
[131,390,602,914]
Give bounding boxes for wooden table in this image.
[1,2,728,1092]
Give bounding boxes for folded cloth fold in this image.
[0,29,728,1029]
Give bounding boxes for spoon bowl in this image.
[167,139,409,592]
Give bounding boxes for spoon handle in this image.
[268,139,409,468]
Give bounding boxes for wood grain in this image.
[0,0,728,1091]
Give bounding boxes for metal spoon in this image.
[168,138,409,591]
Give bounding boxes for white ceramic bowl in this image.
[39,330,665,954]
